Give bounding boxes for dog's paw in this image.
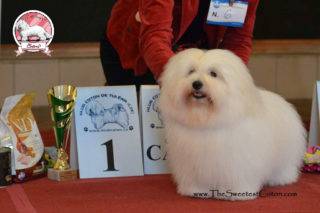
[267,166,299,187]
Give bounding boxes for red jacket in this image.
[107,0,259,79]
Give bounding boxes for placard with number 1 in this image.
[72,86,144,179]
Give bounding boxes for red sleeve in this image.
[221,0,259,64]
[139,0,175,79]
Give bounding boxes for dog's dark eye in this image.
[210,70,217,78]
[188,69,195,75]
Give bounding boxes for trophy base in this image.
[47,168,78,181]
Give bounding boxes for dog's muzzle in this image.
[191,80,207,99]
[192,91,207,99]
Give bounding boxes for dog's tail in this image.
[44,31,53,39]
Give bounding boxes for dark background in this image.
[1,0,319,44]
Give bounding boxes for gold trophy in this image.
[47,85,77,181]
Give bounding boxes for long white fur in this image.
[159,49,306,200]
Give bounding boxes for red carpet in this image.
[0,128,316,212]
[1,173,319,212]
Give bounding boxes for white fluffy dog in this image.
[159,49,306,200]
[16,20,52,41]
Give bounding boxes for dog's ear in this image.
[85,101,104,116]
[152,98,159,112]
[85,103,94,116]
[115,104,125,112]
[95,101,105,115]
[16,20,21,28]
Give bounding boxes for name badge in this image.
[207,0,248,27]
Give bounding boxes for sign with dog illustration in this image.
[13,10,54,56]
[140,85,169,174]
[73,86,144,178]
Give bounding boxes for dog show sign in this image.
[72,86,144,178]
[140,85,169,174]
[13,10,54,56]
[309,81,320,147]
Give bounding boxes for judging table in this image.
[1,173,319,213]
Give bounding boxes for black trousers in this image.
[99,36,157,88]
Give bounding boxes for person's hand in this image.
[135,12,141,23]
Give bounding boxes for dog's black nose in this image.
[192,80,203,90]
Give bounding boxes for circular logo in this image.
[12,10,54,55]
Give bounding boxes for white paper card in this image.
[207,0,248,27]
[74,86,144,178]
[140,85,169,174]
[308,82,320,147]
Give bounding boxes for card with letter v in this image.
[73,86,144,179]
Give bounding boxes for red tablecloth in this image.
[1,173,319,213]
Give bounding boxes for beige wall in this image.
[0,49,319,106]
[0,58,105,106]
[249,54,319,99]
